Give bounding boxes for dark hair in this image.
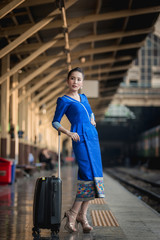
[67,67,84,80]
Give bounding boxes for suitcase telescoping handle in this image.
[58,131,61,179]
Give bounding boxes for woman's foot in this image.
[63,209,77,233]
[76,211,93,233]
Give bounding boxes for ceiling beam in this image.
[0,33,144,85]
[100,86,120,92]
[72,56,132,69]
[11,28,151,54]
[0,0,55,9]
[84,64,131,76]
[29,54,132,67]
[0,45,61,85]
[31,56,131,73]
[18,71,65,103]
[0,0,26,19]
[70,28,153,48]
[10,58,60,95]
[30,64,130,108]
[1,5,160,37]
[29,57,130,103]
[37,86,65,107]
[99,73,126,81]
[9,43,79,95]
[0,0,77,59]
[31,78,65,103]
[67,6,160,28]
[0,6,80,85]
[22,60,130,82]
[71,41,144,58]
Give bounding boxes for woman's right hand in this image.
[67,131,80,142]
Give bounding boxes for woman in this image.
[52,67,105,233]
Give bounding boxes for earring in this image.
[80,86,83,89]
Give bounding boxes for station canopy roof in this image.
[0,0,160,121]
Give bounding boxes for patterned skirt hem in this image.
[75,196,95,201]
[76,177,105,200]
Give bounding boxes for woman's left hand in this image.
[91,118,96,127]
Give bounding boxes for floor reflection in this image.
[0,168,95,240]
[33,236,59,240]
[32,233,93,240]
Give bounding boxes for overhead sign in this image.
[81,80,99,98]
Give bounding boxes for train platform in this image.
[0,165,160,240]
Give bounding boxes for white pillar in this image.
[1,54,10,157]
[11,73,19,162]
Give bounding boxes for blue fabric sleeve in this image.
[52,97,68,130]
[52,121,62,130]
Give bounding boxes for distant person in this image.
[52,67,105,233]
[28,153,34,165]
[39,148,54,170]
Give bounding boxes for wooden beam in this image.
[28,56,131,74]
[0,44,61,85]
[10,58,60,95]
[29,58,127,101]
[84,64,131,76]
[8,34,76,94]
[29,55,132,67]
[18,71,65,103]
[11,28,150,55]
[1,37,142,85]
[46,87,68,111]
[31,78,65,103]
[0,0,77,59]
[61,5,72,71]
[37,86,65,107]
[98,73,126,81]
[72,41,144,58]
[11,41,63,55]
[100,86,120,92]
[0,4,80,85]
[26,58,130,78]
[2,5,160,37]
[0,0,26,19]
[0,0,55,9]
[67,6,160,28]
[70,28,153,47]
[26,55,66,66]
[72,56,132,69]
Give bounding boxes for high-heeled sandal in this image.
[63,209,77,233]
[76,211,93,233]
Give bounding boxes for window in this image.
[129,80,138,87]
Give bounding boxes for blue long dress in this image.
[52,94,105,201]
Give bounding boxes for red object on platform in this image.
[0,158,12,184]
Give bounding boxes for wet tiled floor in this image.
[0,165,160,240]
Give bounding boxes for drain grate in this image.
[90,198,106,204]
[91,210,119,227]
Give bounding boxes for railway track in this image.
[105,168,160,213]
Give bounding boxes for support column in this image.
[25,96,32,143]
[10,73,19,162]
[24,95,32,164]
[18,87,26,165]
[35,106,39,145]
[1,54,10,158]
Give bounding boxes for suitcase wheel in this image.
[32,226,41,238]
[51,231,59,239]
[51,225,60,235]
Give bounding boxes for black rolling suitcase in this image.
[32,132,62,238]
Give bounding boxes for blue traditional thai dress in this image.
[52,94,105,201]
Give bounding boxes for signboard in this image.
[81,80,99,98]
